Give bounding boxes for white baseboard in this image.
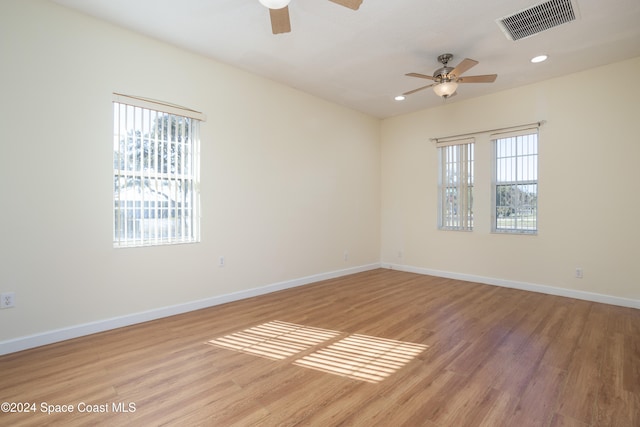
[0,263,380,356]
[384,263,640,310]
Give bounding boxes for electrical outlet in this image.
[219,256,225,267]
[575,268,583,279]
[1,292,15,309]
[344,251,349,261]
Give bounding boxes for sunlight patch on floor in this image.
[207,320,341,360]
[208,321,428,383]
[293,334,428,383]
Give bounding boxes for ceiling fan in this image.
[404,53,498,99]
[258,0,363,34]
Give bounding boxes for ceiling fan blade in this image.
[458,74,498,83]
[403,83,435,96]
[328,0,363,10]
[450,58,478,77]
[405,72,436,81]
[269,6,291,34]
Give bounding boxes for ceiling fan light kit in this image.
[262,0,363,34]
[433,81,458,98]
[259,0,291,9]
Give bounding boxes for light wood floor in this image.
[1,269,639,426]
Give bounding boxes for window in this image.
[492,131,538,233]
[438,139,474,231]
[113,94,204,248]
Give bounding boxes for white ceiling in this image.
[52,0,640,118]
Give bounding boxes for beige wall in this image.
[0,0,381,344]
[381,56,640,302]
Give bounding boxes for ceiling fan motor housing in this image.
[433,66,454,82]
[435,53,455,81]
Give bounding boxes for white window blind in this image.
[112,94,203,248]
[438,138,474,231]
[492,129,538,233]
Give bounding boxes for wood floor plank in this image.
[1,269,638,426]
[549,413,590,427]
[507,362,568,426]
[556,303,609,424]
[595,331,640,427]
[476,389,521,427]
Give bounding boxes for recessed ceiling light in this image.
[394,95,406,101]
[531,55,548,63]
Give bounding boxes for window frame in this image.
[112,94,204,248]
[491,130,538,234]
[437,138,475,231]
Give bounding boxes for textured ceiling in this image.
[52,0,640,118]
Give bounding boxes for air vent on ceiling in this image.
[497,0,579,41]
